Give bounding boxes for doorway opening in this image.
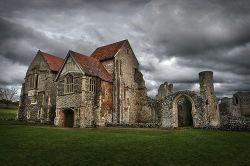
[64,109,74,127]
[177,96,193,127]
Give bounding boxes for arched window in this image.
[64,74,73,94]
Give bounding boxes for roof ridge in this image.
[39,50,64,60]
[69,50,90,57]
[70,50,112,81]
[95,39,128,49]
[39,50,64,72]
[90,39,128,61]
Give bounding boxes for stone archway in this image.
[174,95,194,127]
[64,109,74,127]
[160,90,207,128]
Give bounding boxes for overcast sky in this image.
[0,0,250,98]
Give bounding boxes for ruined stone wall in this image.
[133,69,158,123]
[235,92,250,116]
[199,71,220,127]
[99,42,157,125]
[219,95,250,130]
[114,44,156,124]
[112,44,139,123]
[156,82,173,100]
[160,91,208,128]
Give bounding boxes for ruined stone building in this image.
[17,39,249,129]
[219,92,250,129]
[156,82,173,100]
[158,71,220,128]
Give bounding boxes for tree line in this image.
[0,87,18,108]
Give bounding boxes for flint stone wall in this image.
[160,90,208,128]
[219,97,250,130]
[18,53,57,123]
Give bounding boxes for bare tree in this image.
[0,87,18,107]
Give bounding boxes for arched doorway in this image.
[64,109,74,127]
[176,96,193,127]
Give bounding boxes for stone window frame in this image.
[89,78,96,92]
[64,74,74,94]
[28,74,38,90]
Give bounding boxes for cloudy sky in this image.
[0,0,250,98]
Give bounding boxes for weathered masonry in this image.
[18,51,64,123]
[159,71,220,128]
[18,40,154,127]
[17,39,249,130]
[219,92,250,129]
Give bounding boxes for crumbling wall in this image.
[199,71,220,127]
[113,43,141,124]
[219,94,250,130]
[156,82,173,100]
[99,42,158,125]
[160,91,208,128]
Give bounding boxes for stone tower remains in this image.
[199,71,220,127]
[156,82,173,100]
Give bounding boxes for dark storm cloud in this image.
[0,17,96,65]
[0,0,150,17]
[132,0,250,96]
[137,0,250,56]
[0,0,249,97]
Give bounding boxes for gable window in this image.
[89,78,96,92]
[64,74,74,94]
[29,74,38,89]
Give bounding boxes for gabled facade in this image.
[18,50,64,123]
[54,40,155,127]
[54,51,113,127]
[18,40,155,128]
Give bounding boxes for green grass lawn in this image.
[0,108,250,166]
[0,107,17,120]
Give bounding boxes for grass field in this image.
[0,107,17,120]
[0,108,250,166]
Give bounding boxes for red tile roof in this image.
[70,51,112,82]
[91,40,127,61]
[40,51,64,72]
